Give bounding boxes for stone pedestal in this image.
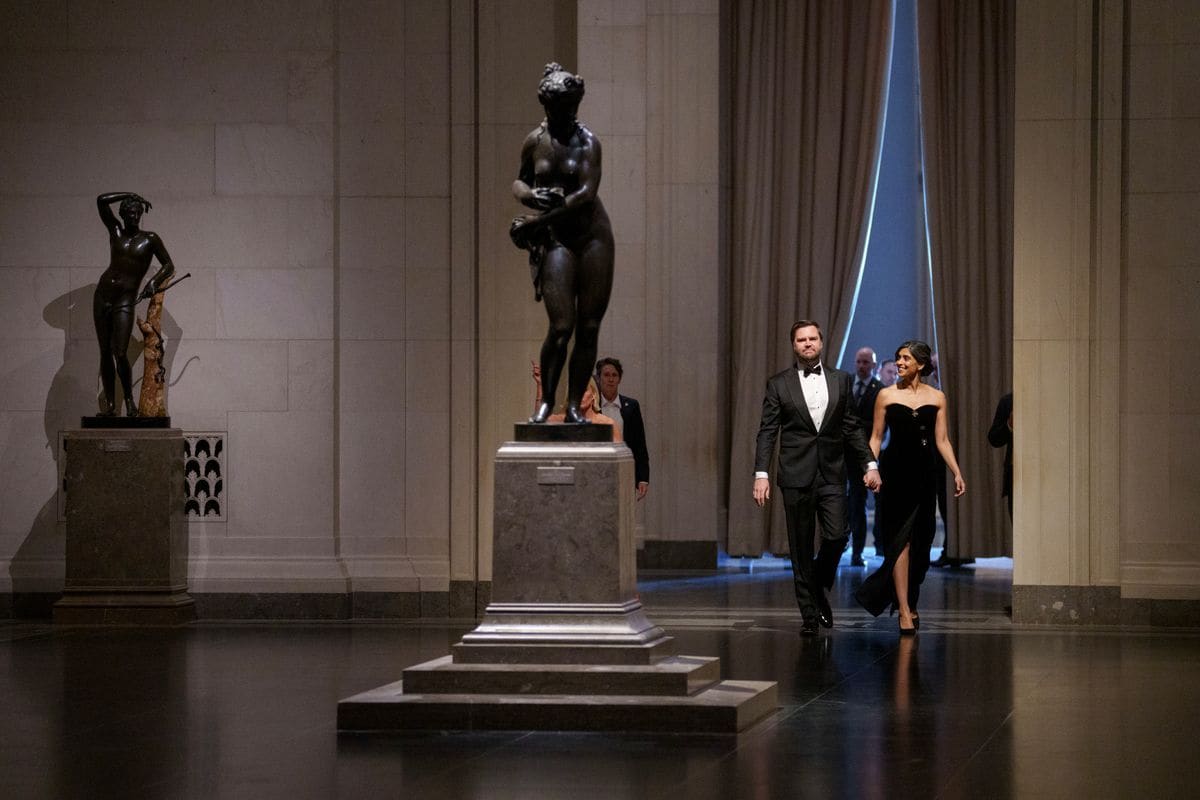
[338,437,777,733]
[54,429,194,624]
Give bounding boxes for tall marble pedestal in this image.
[338,431,777,733]
[54,428,194,624]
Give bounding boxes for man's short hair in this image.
[789,320,823,341]
[595,357,623,378]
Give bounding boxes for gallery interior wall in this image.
[3,0,1198,620]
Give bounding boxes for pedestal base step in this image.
[53,591,196,625]
[403,654,719,696]
[337,677,778,734]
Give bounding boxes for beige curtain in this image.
[917,0,1014,557]
[726,0,893,556]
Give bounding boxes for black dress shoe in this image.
[801,616,820,636]
[849,556,865,567]
[816,595,833,629]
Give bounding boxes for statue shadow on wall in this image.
[7,285,183,615]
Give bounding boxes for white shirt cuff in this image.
[867,461,878,471]
[754,471,768,479]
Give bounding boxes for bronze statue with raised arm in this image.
[93,192,175,417]
[510,63,615,424]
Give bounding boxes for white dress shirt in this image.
[600,394,624,432]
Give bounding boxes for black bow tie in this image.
[803,364,822,377]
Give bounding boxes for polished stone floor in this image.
[4,552,1200,799]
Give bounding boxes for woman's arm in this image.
[868,388,888,460]
[138,234,177,299]
[934,393,966,496]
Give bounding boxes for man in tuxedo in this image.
[753,321,880,635]
[845,347,884,566]
[596,357,650,500]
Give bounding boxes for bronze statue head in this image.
[538,63,585,112]
[118,196,149,227]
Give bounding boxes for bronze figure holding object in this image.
[93,192,176,417]
[511,63,615,424]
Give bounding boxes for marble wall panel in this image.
[1013,120,1077,338]
[145,198,291,271]
[339,51,407,123]
[1130,0,1200,45]
[405,410,451,540]
[405,0,452,54]
[604,135,648,245]
[339,269,406,340]
[339,0,407,51]
[1129,45,1200,119]
[405,198,451,272]
[215,268,333,340]
[288,339,334,412]
[0,340,67,413]
[1126,193,1200,272]
[0,123,215,196]
[1014,0,1081,121]
[162,340,289,415]
[339,121,406,196]
[405,269,450,341]
[405,51,450,123]
[0,197,98,268]
[287,197,335,269]
[339,412,406,540]
[215,124,334,196]
[0,268,70,340]
[66,0,334,51]
[225,410,334,539]
[339,197,405,271]
[405,124,451,197]
[1168,266,1200,340]
[1121,339,1171,417]
[0,0,67,49]
[1122,266,1172,341]
[404,340,451,414]
[288,51,336,125]
[1166,412,1200,534]
[0,412,60,541]
[1120,412,1174,545]
[339,340,406,414]
[1128,118,1200,194]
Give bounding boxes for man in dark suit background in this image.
[845,346,884,566]
[596,357,649,500]
[989,391,1013,518]
[753,321,880,635]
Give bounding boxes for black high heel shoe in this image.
[911,612,920,630]
[899,618,917,636]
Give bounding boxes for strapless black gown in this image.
[855,404,940,616]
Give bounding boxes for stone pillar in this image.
[54,429,194,624]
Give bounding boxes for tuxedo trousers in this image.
[781,482,847,613]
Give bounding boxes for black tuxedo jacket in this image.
[617,394,650,485]
[754,365,873,488]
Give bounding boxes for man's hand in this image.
[863,468,882,492]
[636,481,649,501]
[753,477,770,507]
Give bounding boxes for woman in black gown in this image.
[855,340,965,634]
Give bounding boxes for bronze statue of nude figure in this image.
[93,192,175,417]
[510,63,615,424]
